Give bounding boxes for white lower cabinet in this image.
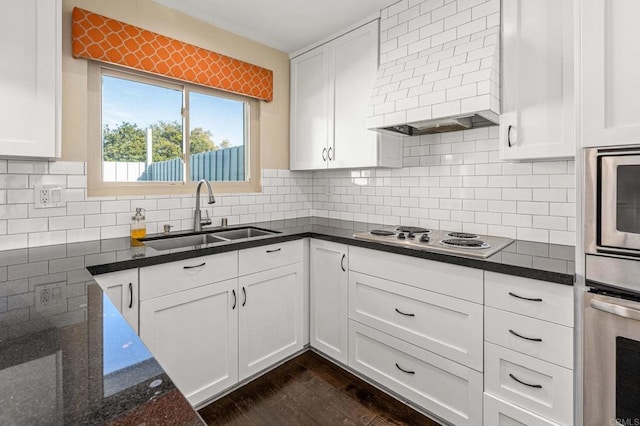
[485,343,573,425]
[238,262,304,380]
[484,393,562,426]
[349,321,483,426]
[138,242,304,407]
[93,269,139,333]
[349,270,483,371]
[309,239,349,363]
[140,279,238,407]
[483,272,574,426]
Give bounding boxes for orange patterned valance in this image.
[71,8,273,102]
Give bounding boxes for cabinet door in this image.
[0,0,60,158]
[238,263,304,380]
[582,0,640,147]
[290,45,330,170]
[140,279,238,407]
[500,0,574,160]
[330,20,379,169]
[309,240,348,363]
[93,269,139,333]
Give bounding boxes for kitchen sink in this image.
[140,233,227,251]
[210,227,277,240]
[138,226,279,251]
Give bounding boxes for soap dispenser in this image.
[131,207,146,239]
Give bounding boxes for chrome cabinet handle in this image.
[232,289,236,310]
[395,363,415,375]
[322,148,327,161]
[128,283,133,309]
[508,292,542,302]
[509,373,542,389]
[395,308,415,317]
[509,329,542,342]
[507,125,513,147]
[266,248,281,253]
[591,299,640,321]
[328,147,333,161]
[341,254,346,272]
[183,262,206,269]
[242,287,247,307]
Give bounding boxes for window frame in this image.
[87,62,261,197]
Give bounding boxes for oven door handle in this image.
[591,299,640,321]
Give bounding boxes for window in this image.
[88,64,260,196]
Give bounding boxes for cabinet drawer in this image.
[239,240,303,276]
[485,307,573,369]
[349,271,483,371]
[485,343,573,425]
[140,251,238,300]
[484,393,562,426]
[485,272,573,326]
[349,246,483,303]
[349,321,482,426]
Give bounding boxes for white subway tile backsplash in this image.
[8,160,48,174]
[0,175,29,189]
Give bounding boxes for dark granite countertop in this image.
[78,216,574,285]
[0,250,204,425]
[0,216,574,424]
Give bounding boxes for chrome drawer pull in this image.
[266,248,281,253]
[183,262,206,269]
[591,299,640,321]
[508,292,543,302]
[509,329,543,342]
[509,373,542,389]
[395,363,415,375]
[395,308,415,317]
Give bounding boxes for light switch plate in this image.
[35,185,65,208]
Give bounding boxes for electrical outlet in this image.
[34,185,65,209]
[35,282,66,311]
[40,189,49,204]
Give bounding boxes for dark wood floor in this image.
[198,351,441,426]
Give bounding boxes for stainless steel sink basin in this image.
[211,227,277,240]
[138,226,278,250]
[141,233,227,251]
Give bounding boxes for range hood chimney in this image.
[367,0,500,136]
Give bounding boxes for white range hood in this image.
[367,0,500,136]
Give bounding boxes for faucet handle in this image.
[163,224,173,234]
[200,209,212,227]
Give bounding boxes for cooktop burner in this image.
[370,229,395,236]
[353,227,513,258]
[440,238,490,249]
[446,232,478,239]
[396,226,431,234]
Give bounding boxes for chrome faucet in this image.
[194,179,216,232]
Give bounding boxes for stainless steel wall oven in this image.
[585,145,640,426]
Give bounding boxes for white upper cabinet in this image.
[582,0,640,147]
[290,20,402,170]
[500,0,575,160]
[290,45,331,170]
[0,0,61,158]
